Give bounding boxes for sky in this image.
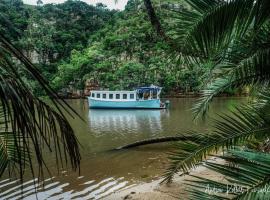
[23,0,128,10]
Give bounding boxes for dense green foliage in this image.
[1,0,208,95]
[0,0,29,41]
[0,0,116,94]
[1,0,115,61]
[24,1,116,62]
[52,0,206,93]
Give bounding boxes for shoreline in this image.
[104,157,226,200]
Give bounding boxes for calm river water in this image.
[0,98,244,199]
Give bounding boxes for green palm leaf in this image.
[0,131,25,176]
[193,48,270,119]
[0,32,81,181]
[163,103,270,183]
[157,0,270,199]
[185,150,270,199]
[184,0,269,57]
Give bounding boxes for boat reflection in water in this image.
[88,109,169,135]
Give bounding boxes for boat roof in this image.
[136,85,162,93]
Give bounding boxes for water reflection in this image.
[88,109,169,135]
[0,177,129,200]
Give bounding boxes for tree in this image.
[36,0,43,6]
[143,0,167,40]
[0,0,29,42]
[38,0,116,61]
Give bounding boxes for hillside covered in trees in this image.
[1,0,210,95]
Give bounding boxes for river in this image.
[0,98,244,199]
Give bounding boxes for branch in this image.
[115,136,195,150]
[143,0,203,59]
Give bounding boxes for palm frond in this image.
[164,0,270,78]
[174,0,255,58]
[193,48,270,119]
[163,103,270,183]
[185,150,270,199]
[0,31,81,181]
[187,0,270,57]
[0,131,25,177]
[160,0,270,198]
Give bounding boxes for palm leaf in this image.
[159,0,270,82]
[193,48,270,119]
[183,0,269,57]
[0,131,26,177]
[185,150,270,199]
[159,0,270,198]
[0,31,81,181]
[163,103,270,183]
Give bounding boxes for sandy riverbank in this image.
[104,157,226,200]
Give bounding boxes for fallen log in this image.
[115,136,195,150]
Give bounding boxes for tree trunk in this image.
[115,136,194,150]
[143,0,202,58]
[143,0,169,42]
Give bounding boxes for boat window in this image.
[91,93,95,97]
[130,94,134,99]
[109,94,113,99]
[97,93,100,98]
[116,94,120,99]
[102,94,106,99]
[123,94,127,99]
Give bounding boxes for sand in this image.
[104,157,226,200]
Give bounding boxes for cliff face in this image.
[23,50,52,64]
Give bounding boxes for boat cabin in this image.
[90,86,162,101]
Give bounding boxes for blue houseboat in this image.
[88,85,168,109]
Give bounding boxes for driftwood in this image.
[115,136,194,150]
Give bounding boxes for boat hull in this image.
[88,98,163,109]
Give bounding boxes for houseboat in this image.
[87,85,168,109]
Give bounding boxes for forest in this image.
[1,0,209,96]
